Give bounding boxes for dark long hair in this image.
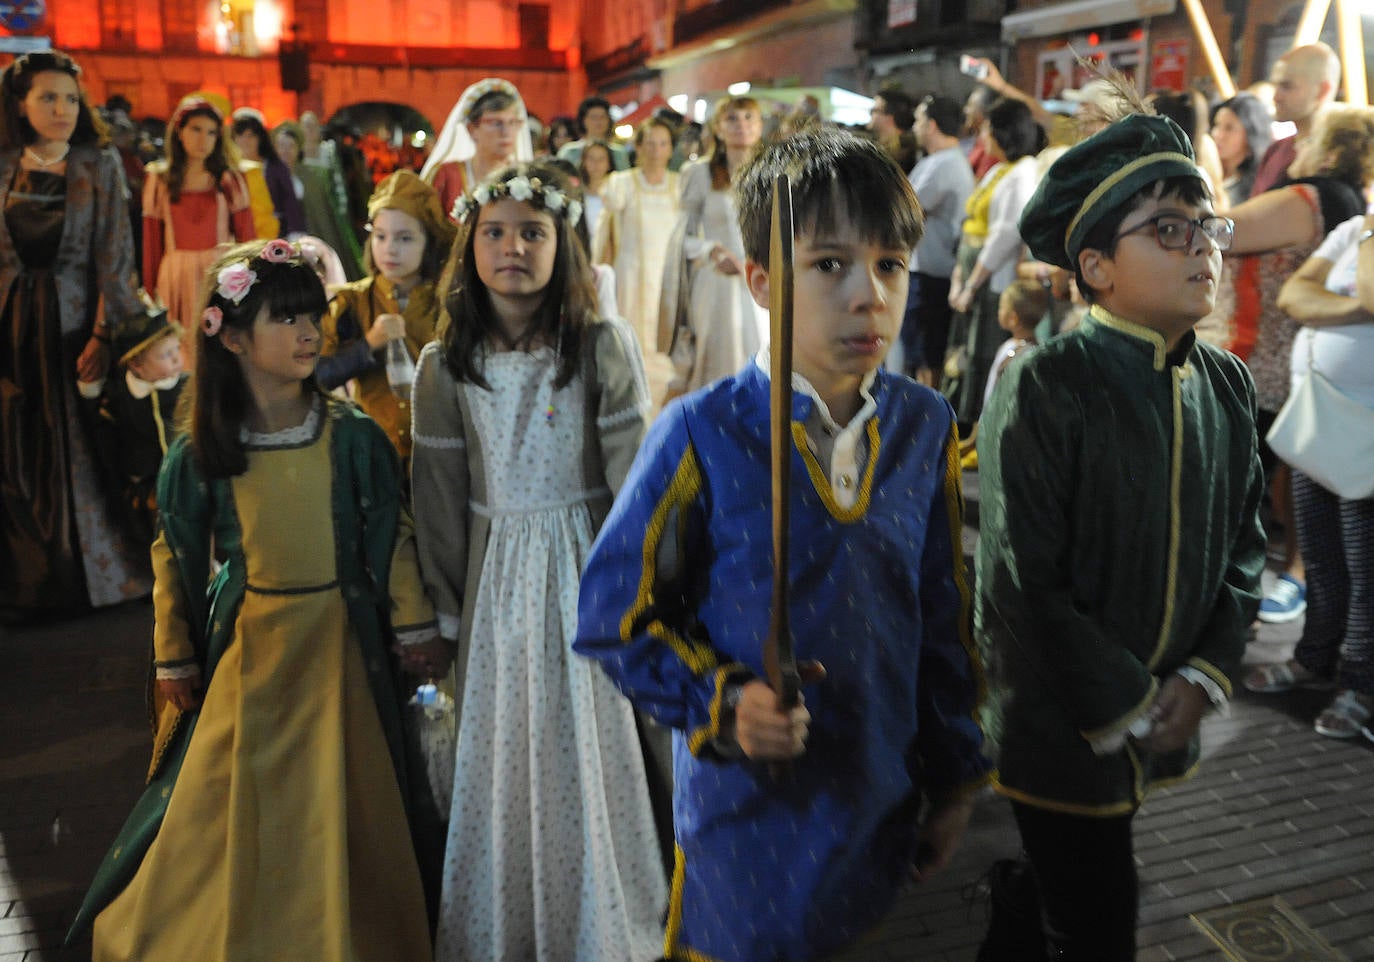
[440,161,599,391]
[165,101,234,203]
[0,50,108,149]
[191,241,330,478]
[577,139,614,189]
[987,97,1046,162]
[1210,93,1273,180]
[230,112,282,165]
[546,115,577,154]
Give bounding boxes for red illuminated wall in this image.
[2,0,587,128]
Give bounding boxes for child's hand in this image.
[910,791,977,883]
[365,313,407,350]
[157,673,203,712]
[1137,674,1210,754]
[76,336,110,383]
[394,636,453,679]
[734,661,826,761]
[735,680,811,760]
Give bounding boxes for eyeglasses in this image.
[1113,213,1235,252]
[476,118,522,132]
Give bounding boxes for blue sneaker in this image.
[1257,573,1306,624]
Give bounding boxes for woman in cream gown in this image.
[658,95,766,397]
[594,118,679,395]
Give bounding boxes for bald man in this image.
[1250,42,1341,197]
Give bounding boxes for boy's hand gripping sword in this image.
[764,174,802,715]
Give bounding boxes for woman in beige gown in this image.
[594,118,680,377]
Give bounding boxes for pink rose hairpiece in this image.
[202,306,223,337]
[216,262,258,304]
[259,239,295,263]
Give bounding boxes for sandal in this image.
[1242,660,1331,694]
[1314,690,1374,739]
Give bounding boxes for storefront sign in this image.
[1152,38,1189,90]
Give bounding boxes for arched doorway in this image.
[327,101,436,183]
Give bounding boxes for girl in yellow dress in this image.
[74,239,447,961]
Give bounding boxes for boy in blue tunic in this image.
[575,127,992,962]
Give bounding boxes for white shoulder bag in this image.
[1265,331,1374,500]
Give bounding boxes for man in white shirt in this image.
[901,95,976,383]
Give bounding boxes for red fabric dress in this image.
[142,169,255,366]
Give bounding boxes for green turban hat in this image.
[1018,113,1203,271]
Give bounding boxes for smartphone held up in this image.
[960,54,990,81]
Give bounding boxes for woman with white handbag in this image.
[1244,212,1374,741]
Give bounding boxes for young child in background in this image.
[73,239,442,962]
[317,169,455,465]
[984,279,1046,408]
[976,114,1266,960]
[959,278,1047,470]
[94,302,188,547]
[574,127,992,962]
[577,139,615,239]
[410,162,664,962]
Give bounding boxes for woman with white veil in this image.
[421,78,534,218]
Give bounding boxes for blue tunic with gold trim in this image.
[575,361,992,962]
[975,307,1266,816]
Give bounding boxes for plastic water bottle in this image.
[413,682,438,707]
[385,337,415,399]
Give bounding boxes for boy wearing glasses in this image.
[974,114,1266,960]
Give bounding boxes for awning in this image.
[1001,0,1176,42]
[615,95,670,127]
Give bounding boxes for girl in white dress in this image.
[659,95,768,399]
[411,162,665,962]
[577,139,614,241]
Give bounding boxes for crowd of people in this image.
[0,38,1370,962]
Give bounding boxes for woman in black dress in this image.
[0,50,148,620]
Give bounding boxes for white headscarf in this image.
[420,77,534,180]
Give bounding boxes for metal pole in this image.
[1336,0,1367,105]
[1294,0,1334,46]
[1180,0,1237,98]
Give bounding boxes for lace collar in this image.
[240,395,324,448]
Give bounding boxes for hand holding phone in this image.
[960,55,990,81]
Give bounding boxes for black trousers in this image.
[1012,801,1139,962]
[899,272,952,376]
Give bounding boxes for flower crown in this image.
[451,175,583,228]
[202,239,298,336]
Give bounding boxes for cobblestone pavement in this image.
[3,507,1372,961]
